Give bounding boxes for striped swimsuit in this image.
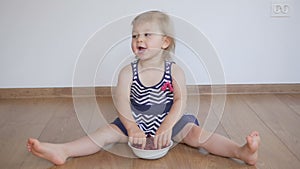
[112,60,199,138]
[130,59,174,136]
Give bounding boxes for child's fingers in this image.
[133,137,140,145]
[134,137,146,149]
[155,134,164,149]
[154,135,158,149]
[141,137,146,149]
[155,132,171,149]
[129,133,146,149]
[158,135,163,149]
[166,132,172,146]
[129,136,133,144]
[162,135,167,148]
[162,133,171,148]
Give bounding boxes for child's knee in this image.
[181,124,203,147]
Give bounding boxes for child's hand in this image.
[128,126,146,149]
[154,126,172,149]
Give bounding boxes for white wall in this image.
[0,0,299,88]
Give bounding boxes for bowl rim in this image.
[128,140,174,152]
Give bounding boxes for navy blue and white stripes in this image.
[130,60,174,136]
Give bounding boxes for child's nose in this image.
[137,35,145,42]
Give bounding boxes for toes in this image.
[250,131,261,145]
[28,138,35,147]
[28,138,34,143]
[27,138,41,152]
[246,135,253,146]
[27,138,33,151]
[250,131,259,137]
[29,138,39,147]
[246,134,260,153]
[27,145,32,152]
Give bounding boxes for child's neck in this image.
[139,57,164,70]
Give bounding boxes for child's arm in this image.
[114,65,146,148]
[154,64,187,149]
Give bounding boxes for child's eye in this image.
[144,33,151,37]
[132,34,138,39]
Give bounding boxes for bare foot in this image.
[27,138,67,165]
[239,131,261,165]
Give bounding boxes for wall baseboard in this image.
[0,84,299,99]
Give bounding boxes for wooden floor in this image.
[0,94,299,169]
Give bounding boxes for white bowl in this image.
[128,140,173,160]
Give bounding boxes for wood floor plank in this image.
[189,95,230,138]
[21,98,86,169]
[38,98,86,142]
[275,94,300,116]
[49,149,134,169]
[242,94,300,160]
[0,98,60,169]
[45,96,236,169]
[47,143,250,169]
[25,96,244,169]
[0,99,13,128]
[2,95,300,168]
[96,97,118,122]
[220,95,300,169]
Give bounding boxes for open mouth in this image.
[137,46,147,54]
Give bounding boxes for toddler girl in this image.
[27,10,260,166]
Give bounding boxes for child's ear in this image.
[162,36,171,50]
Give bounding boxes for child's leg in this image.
[27,124,127,165]
[173,123,260,165]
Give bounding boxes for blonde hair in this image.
[131,10,175,58]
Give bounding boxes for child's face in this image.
[131,21,170,61]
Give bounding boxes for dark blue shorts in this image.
[111,114,199,138]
